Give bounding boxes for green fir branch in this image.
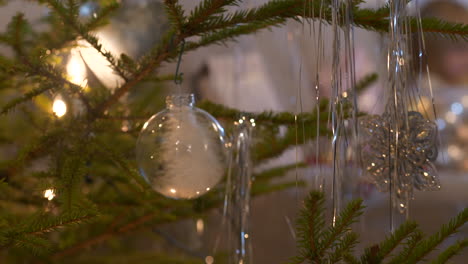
[1,81,57,114]
[56,150,88,210]
[355,73,378,93]
[291,192,326,263]
[318,199,364,260]
[343,252,360,264]
[92,139,151,192]
[186,0,241,32]
[84,1,120,30]
[163,0,186,30]
[253,162,307,182]
[44,0,129,80]
[406,208,468,264]
[328,232,359,263]
[388,229,424,264]
[197,100,329,125]
[290,192,468,264]
[430,239,468,264]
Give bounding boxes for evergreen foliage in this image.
[0,0,466,262]
[290,191,468,264]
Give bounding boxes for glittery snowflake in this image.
[359,111,440,213]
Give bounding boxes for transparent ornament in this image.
[136,94,227,199]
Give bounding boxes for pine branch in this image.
[0,207,98,255]
[406,208,468,264]
[343,253,360,264]
[328,232,359,263]
[292,192,326,263]
[84,1,120,30]
[388,230,424,264]
[318,199,364,260]
[0,14,91,114]
[252,180,306,196]
[414,18,468,41]
[1,81,57,114]
[430,239,468,264]
[90,0,468,118]
[92,139,151,192]
[50,212,157,260]
[44,0,129,80]
[163,0,186,30]
[187,0,303,35]
[24,209,98,236]
[360,221,418,263]
[253,162,307,182]
[57,152,87,210]
[355,73,378,93]
[186,0,241,32]
[197,100,329,125]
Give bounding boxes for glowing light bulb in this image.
[445,112,456,124]
[196,219,204,234]
[448,145,462,160]
[205,256,214,264]
[53,97,67,117]
[462,95,468,107]
[44,189,55,200]
[67,49,87,87]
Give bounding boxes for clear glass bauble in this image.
[136,94,227,199]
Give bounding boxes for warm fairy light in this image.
[44,189,55,200]
[71,38,124,89]
[462,95,468,107]
[53,97,67,117]
[342,91,348,98]
[445,112,456,124]
[170,188,176,194]
[244,233,249,239]
[205,256,214,264]
[196,219,204,234]
[448,145,463,160]
[67,49,87,87]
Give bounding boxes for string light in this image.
[445,112,456,124]
[43,189,55,200]
[205,256,214,264]
[67,49,87,87]
[462,95,468,107]
[52,97,67,117]
[196,219,204,234]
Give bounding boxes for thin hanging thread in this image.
[174,38,186,86]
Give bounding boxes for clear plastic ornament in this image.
[136,94,227,199]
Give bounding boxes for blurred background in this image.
[1,0,467,263]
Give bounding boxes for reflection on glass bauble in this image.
[136,94,227,199]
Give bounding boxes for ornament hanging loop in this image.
[174,38,186,85]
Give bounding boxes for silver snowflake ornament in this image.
[359,111,440,212]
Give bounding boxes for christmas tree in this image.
[0,0,467,263]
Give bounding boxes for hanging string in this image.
[330,0,341,227]
[174,38,186,86]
